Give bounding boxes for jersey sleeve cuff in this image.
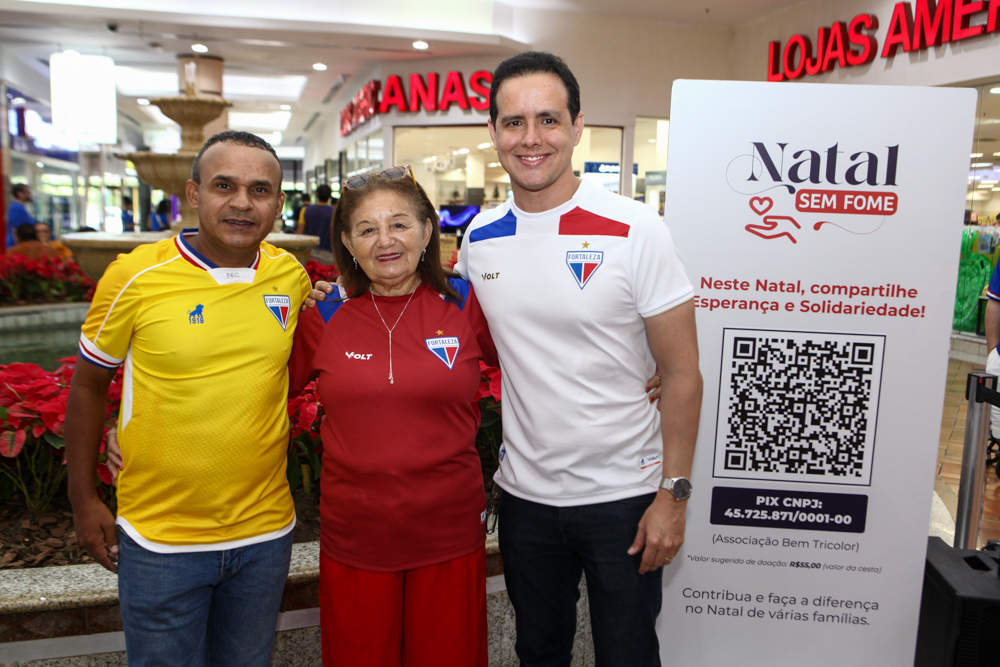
[987,289,1000,302]
[78,333,124,369]
[640,288,695,319]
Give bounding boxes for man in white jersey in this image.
[456,52,702,666]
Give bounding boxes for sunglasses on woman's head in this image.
[344,165,415,190]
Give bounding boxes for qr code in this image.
[713,329,884,486]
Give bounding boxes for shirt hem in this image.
[494,480,659,507]
[116,514,296,554]
[320,536,485,573]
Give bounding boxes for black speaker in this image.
[914,536,1000,666]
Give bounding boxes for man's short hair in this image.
[191,131,281,184]
[315,185,332,203]
[489,51,581,125]
[301,193,311,202]
[11,183,29,199]
[123,196,133,206]
[15,223,37,242]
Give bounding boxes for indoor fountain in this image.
[62,59,316,280]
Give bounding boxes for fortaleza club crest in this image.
[264,295,291,330]
[566,251,603,289]
[425,336,460,369]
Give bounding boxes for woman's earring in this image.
[353,257,358,268]
[420,250,426,262]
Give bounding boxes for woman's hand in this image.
[646,369,662,406]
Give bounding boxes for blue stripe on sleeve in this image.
[316,298,345,323]
[468,210,517,243]
[989,263,1000,301]
[447,277,470,310]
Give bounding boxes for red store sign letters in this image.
[767,0,1000,81]
[340,70,493,136]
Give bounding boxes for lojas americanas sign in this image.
[768,0,1000,81]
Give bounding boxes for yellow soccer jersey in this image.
[79,231,312,550]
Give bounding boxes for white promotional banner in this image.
[659,81,977,666]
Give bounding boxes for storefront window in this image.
[968,81,1000,225]
[634,117,669,216]
[572,127,625,194]
[393,124,624,211]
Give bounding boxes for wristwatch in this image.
[659,477,693,500]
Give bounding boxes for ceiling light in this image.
[191,44,209,53]
[279,104,291,111]
[458,148,470,154]
[978,182,995,188]
[972,162,994,168]
[991,87,1000,94]
[422,155,437,163]
[995,152,1000,157]
[477,142,492,150]
[487,162,501,168]
[312,63,327,71]
[228,111,292,131]
[11,97,25,104]
[36,162,44,168]
[648,139,657,143]
[413,41,429,50]
[972,153,983,158]
[137,98,150,106]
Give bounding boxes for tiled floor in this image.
[938,359,1000,545]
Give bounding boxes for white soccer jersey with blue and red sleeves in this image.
[457,179,695,506]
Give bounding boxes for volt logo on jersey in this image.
[264,295,291,330]
[566,251,603,289]
[425,336,460,369]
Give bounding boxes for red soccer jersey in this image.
[290,278,498,571]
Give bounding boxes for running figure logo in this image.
[425,336,460,369]
[264,295,291,330]
[188,305,205,324]
[566,251,603,289]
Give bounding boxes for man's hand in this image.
[628,490,686,573]
[301,280,334,310]
[65,356,119,573]
[73,495,119,572]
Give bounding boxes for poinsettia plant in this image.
[303,260,339,286]
[474,362,503,490]
[0,255,95,304]
[286,379,323,494]
[0,359,119,509]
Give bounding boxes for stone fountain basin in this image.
[117,152,195,198]
[61,232,319,281]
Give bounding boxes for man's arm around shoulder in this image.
[65,358,119,572]
[628,298,702,574]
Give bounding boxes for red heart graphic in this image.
[749,197,773,216]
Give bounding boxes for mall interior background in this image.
[0,0,998,259]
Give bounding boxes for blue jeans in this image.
[498,492,662,667]
[117,529,293,667]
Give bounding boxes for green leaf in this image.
[286,449,302,493]
[481,411,501,428]
[43,433,66,450]
[301,464,312,495]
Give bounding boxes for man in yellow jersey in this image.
[65,131,311,667]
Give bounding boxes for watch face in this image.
[671,478,692,500]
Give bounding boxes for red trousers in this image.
[319,547,488,667]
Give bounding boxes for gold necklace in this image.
[369,283,419,384]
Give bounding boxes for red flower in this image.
[304,261,340,286]
[475,361,502,403]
